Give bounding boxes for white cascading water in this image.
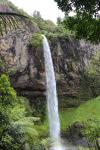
[43,35,64,150]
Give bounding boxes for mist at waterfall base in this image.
[43,35,65,150]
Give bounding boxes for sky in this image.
[9,0,64,23]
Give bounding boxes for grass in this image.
[35,96,100,136]
[60,96,100,131]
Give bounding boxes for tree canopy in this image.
[54,0,100,42]
[54,0,100,16]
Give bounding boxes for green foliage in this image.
[0,74,17,149]
[0,74,16,106]
[0,127,25,150]
[45,24,75,41]
[33,97,100,149]
[82,118,100,141]
[9,97,39,147]
[12,117,39,143]
[61,97,100,130]
[33,10,56,32]
[0,56,17,75]
[55,0,100,42]
[32,10,74,40]
[54,0,99,17]
[31,138,50,150]
[63,14,100,43]
[41,138,50,150]
[41,15,75,40]
[0,74,40,149]
[86,51,100,76]
[36,97,100,140]
[44,20,56,32]
[84,51,100,96]
[30,33,43,48]
[60,97,100,148]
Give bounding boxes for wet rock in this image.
[62,122,89,147]
[96,138,100,149]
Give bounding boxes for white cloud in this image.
[9,0,64,23]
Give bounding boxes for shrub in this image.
[0,74,16,106]
[82,118,100,142]
[30,33,43,48]
[0,74,40,149]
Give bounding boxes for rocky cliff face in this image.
[0,25,46,115]
[51,39,88,96]
[0,30,100,109]
[49,37,100,106]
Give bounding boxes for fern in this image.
[9,99,40,144]
[41,138,50,150]
[11,117,39,144]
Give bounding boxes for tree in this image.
[0,74,39,149]
[33,10,42,20]
[54,0,100,42]
[0,74,17,145]
[63,14,100,42]
[32,10,56,32]
[54,0,100,17]
[57,17,62,24]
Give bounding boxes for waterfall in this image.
[43,35,64,150]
